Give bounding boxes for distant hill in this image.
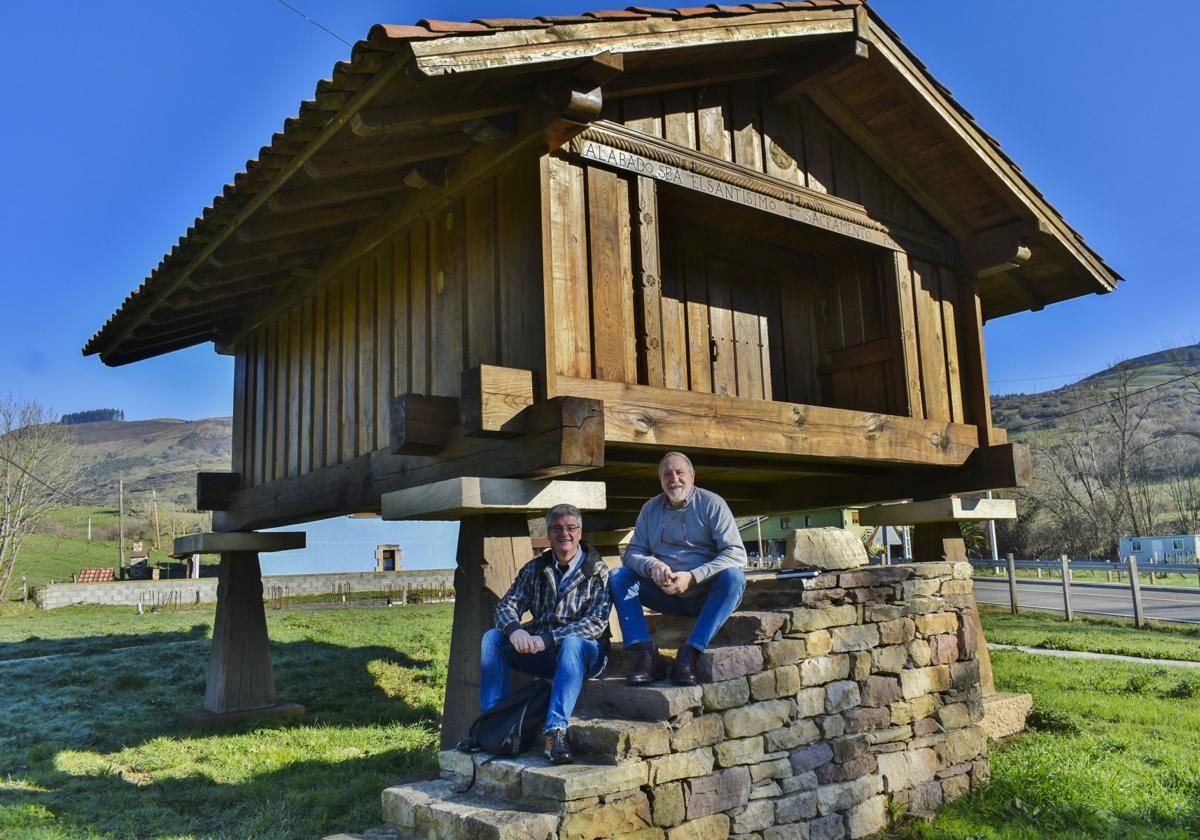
[67,417,232,506]
[991,344,1200,438]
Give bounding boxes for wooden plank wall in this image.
[611,80,942,236]
[233,167,543,489]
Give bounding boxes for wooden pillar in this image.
[441,512,532,748]
[911,522,968,564]
[205,551,276,713]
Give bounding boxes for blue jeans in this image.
[609,566,746,652]
[480,629,606,733]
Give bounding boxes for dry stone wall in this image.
[411,562,989,840]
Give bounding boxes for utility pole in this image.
[87,517,92,541]
[755,517,764,561]
[118,478,125,577]
[151,488,161,551]
[986,490,1000,567]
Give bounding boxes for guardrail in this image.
[971,554,1198,627]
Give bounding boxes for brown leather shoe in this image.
[627,645,659,685]
[544,729,573,764]
[671,645,699,686]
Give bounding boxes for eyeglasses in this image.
[549,525,581,534]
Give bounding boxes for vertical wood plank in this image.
[697,86,732,162]
[289,304,303,478]
[635,176,665,388]
[957,272,994,445]
[253,333,267,485]
[356,256,376,454]
[341,269,358,460]
[684,250,712,394]
[432,203,466,397]
[587,166,636,384]
[502,158,544,377]
[466,178,499,368]
[779,275,819,405]
[273,317,287,482]
[312,289,326,472]
[392,235,410,399]
[731,264,764,399]
[762,85,803,186]
[410,222,430,395]
[757,270,783,401]
[839,257,866,348]
[891,252,924,419]
[622,94,663,137]
[707,257,737,396]
[911,259,951,422]
[231,350,247,481]
[937,267,965,424]
[548,156,592,379]
[617,174,638,381]
[662,89,697,150]
[800,100,833,194]
[376,244,394,449]
[730,79,765,173]
[325,279,342,465]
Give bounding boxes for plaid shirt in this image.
[495,543,611,650]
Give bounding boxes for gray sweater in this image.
[623,487,747,597]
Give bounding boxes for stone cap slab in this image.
[171,531,305,557]
[858,496,1016,526]
[381,477,606,520]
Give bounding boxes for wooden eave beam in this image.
[1006,272,1046,312]
[104,334,218,367]
[234,199,389,243]
[267,170,413,212]
[960,219,1044,277]
[92,49,415,365]
[865,17,1118,294]
[406,10,857,77]
[349,87,532,137]
[301,134,476,179]
[208,226,351,268]
[605,60,791,99]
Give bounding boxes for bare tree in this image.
[0,398,77,599]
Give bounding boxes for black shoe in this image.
[544,729,573,764]
[627,645,659,685]
[671,645,699,686]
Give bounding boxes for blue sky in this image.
[2,0,1194,416]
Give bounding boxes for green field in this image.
[2,602,1199,838]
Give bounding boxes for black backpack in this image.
[459,680,552,756]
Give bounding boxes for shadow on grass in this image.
[0,623,212,663]
[2,630,446,838]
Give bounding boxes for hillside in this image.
[66,417,232,505]
[991,344,1200,438]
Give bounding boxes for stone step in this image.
[381,778,560,840]
[606,640,767,684]
[438,750,649,805]
[643,609,789,648]
[577,676,702,722]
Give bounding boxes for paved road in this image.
[974,578,1200,624]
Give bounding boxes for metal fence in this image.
[971,555,1200,627]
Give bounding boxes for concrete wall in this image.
[38,569,456,610]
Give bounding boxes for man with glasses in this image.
[479,503,610,763]
[609,451,747,686]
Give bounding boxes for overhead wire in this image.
[1007,367,1200,432]
[272,0,352,47]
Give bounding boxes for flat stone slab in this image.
[783,527,868,571]
[381,779,559,840]
[578,677,702,721]
[382,477,606,520]
[980,692,1034,740]
[522,759,648,801]
[645,610,788,648]
[859,496,1017,525]
[171,531,305,557]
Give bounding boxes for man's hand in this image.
[650,560,674,588]
[662,570,694,596]
[528,635,546,653]
[509,628,537,653]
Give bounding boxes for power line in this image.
[992,372,1089,384]
[0,452,91,506]
[1007,368,1200,432]
[273,0,352,47]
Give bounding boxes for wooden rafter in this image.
[302,134,477,179]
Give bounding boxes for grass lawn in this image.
[973,566,1200,589]
[2,602,1199,838]
[977,604,1200,663]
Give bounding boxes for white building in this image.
[1118,534,1200,563]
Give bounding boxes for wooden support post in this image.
[442,512,532,749]
[1128,556,1145,628]
[1059,554,1073,622]
[1006,552,1018,615]
[911,522,967,563]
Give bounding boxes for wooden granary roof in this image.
[84,0,1120,366]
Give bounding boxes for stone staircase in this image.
[364,565,999,840]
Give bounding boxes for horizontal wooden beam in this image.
[381,477,606,520]
[172,530,306,557]
[460,364,535,436]
[771,36,870,102]
[234,199,389,243]
[267,170,412,213]
[196,472,242,512]
[858,496,1017,526]
[390,394,460,454]
[961,221,1041,277]
[208,227,348,268]
[349,89,531,138]
[552,375,979,467]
